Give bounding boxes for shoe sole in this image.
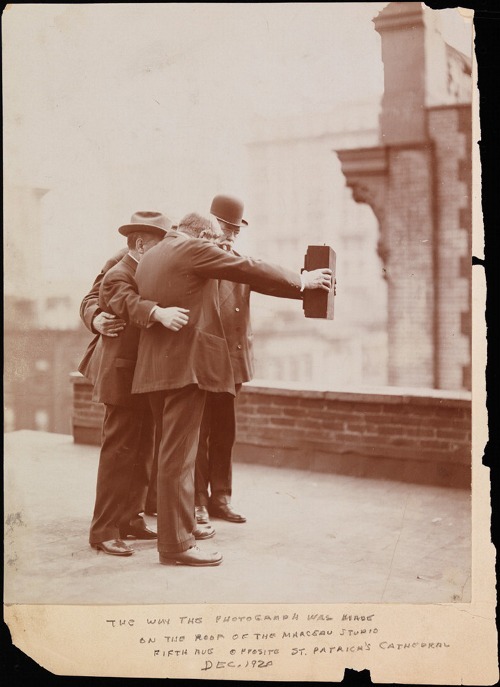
[210,515,246,523]
[160,557,223,567]
[92,545,134,556]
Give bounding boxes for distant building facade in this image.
[4,326,92,434]
[4,184,89,331]
[4,185,94,432]
[246,103,389,389]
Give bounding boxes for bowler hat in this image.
[210,195,248,227]
[118,211,172,238]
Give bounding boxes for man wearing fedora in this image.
[83,211,191,557]
[132,210,332,566]
[79,235,166,520]
[194,195,257,526]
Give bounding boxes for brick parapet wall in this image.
[5,329,91,434]
[71,374,471,488]
[71,373,105,445]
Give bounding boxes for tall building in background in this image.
[245,101,389,388]
[4,185,48,328]
[4,184,93,433]
[4,183,91,331]
[337,2,472,391]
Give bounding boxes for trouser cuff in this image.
[158,534,195,555]
[209,493,231,506]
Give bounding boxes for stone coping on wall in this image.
[244,378,472,406]
[70,371,472,406]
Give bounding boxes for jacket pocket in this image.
[191,329,231,386]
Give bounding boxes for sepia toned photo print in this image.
[3,2,496,683]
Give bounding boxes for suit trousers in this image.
[194,385,241,507]
[89,399,154,544]
[149,385,207,554]
[144,428,160,514]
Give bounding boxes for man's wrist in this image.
[91,308,102,333]
[300,271,307,292]
[148,305,159,326]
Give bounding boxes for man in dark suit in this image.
[83,211,191,556]
[132,212,332,566]
[195,195,288,525]
[79,244,164,517]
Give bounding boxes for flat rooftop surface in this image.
[4,430,471,605]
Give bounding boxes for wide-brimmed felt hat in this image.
[118,211,172,238]
[210,194,248,227]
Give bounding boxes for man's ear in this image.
[136,236,145,253]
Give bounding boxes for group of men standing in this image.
[78,195,332,567]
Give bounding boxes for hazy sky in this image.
[3,3,472,287]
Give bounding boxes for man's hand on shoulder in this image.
[93,311,126,337]
[151,307,190,332]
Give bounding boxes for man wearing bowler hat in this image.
[132,210,332,566]
[194,195,256,525]
[84,211,191,557]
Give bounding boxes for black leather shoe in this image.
[120,524,158,540]
[92,539,134,556]
[208,504,246,523]
[193,524,215,540]
[195,505,209,524]
[159,546,222,567]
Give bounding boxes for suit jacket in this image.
[78,248,127,384]
[89,253,157,407]
[218,280,253,385]
[132,231,302,396]
[218,251,303,385]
